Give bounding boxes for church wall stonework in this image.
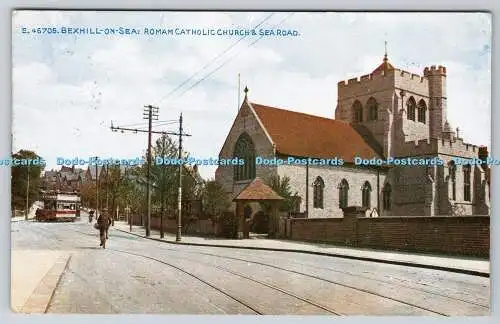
[390,165,431,216]
[278,163,388,218]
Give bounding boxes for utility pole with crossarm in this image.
[143,105,159,237]
[111,108,191,239]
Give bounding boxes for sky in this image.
[11,11,492,180]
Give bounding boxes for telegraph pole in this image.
[177,113,183,242]
[111,109,191,239]
[160,134,166,239]
[25,164,30,220]
[143,105,159,237]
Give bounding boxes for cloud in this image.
[11,11,491,179]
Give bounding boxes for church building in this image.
[215,52,490,218]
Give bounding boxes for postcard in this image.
[10,11,491,315]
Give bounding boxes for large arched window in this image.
[417,99,427,123]
[313,177,325,209]
[362,181,372,208]
[352,100,363,123]
[338,179,349,209]
[367,97,378,121]
[449,161,456,200]
[233,133,256,181]
[382,183,392,210]
[463,165,471,202]
[407,96,416,121]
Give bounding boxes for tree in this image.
[202,180,230,217]
[105,164,127,224]
[80,181,96,208]
[131,134,204,232]
[124,166,148,225]
[263,174,299,213]
[150,134,179,221]
[11,150,44,213]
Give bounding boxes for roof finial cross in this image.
[244,86,249,102]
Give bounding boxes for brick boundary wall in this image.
[129,214,215,235]
[127,209,489,257]
[288,207,490,258]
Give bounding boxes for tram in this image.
[36,190,81,222]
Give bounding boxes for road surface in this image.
[11,216,490,315]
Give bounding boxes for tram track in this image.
[109,248,342,315]
[109,248,263,314]
[159,246,489,309]
[109,247,450,316]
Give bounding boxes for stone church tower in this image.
[335,47,450,157]
[334,47,489,216]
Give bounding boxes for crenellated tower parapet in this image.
[396,138,438,157]
[395,137,479,158]
[394,69,429,98]
[436,138,479,158]
[337,70,395,99]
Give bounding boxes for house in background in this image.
[41,166,84,192]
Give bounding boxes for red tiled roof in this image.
[372,58,395,74]
[233,177,284,201]
[251,103,383,162]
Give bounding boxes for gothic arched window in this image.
[352,100,363,123]
[417,99,427,123]
[449,161,456,200]
[338,179,349,209]
[382,183,392,210]
[463,165,471,202]
[313,177,325,209]
[362,181,372,208]
[407,96,416,121]
[367,97,378,121]
[233,133,256,181]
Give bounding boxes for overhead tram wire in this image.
[154,121,179,126]
[172,13,295,100]
[157,13,275,105]
[117,120,178,128]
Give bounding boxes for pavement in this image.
[11,216,33,222]
[11,203,40,222]
[11,250,72,313]
[10,203,71,313]
[113,221,489,277]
